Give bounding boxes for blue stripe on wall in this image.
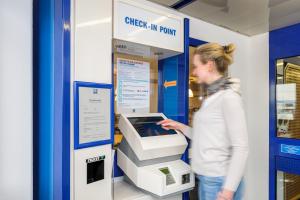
[34,0,71,199]
[53,0,63,198]
[53,0,71,199]
[181,18,190,200]
[33,1,39,198]
[38,0,54,199]
[61,0,71,198]
[162,56,179,120]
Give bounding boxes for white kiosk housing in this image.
[117,113,195,198]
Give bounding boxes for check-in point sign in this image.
[124,17,177,36]
[114,0,184,53]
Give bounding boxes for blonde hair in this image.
[194,43,236,74]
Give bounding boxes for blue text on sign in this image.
[124,16,176,36]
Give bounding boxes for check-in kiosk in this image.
[36,0,194,199]
[111,0,194,199]
[117,113,194,198]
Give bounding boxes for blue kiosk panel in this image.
[270,22,300,200]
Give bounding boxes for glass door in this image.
[275,56,300,200]
[276,57,300,139]
[277,171,300,200]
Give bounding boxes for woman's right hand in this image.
[157,119,186,132]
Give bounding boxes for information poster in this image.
[276,83,296,120]
[79,87,111,144]
[117,58,150,113]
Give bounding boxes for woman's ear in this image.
[207,60,214,72]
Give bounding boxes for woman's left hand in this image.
[216,189,234,200]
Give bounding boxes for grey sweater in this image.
[184,89,249,191]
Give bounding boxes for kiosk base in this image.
[114,178,181,200]
[117,148,194,198]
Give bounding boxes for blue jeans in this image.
[197,175,244,200]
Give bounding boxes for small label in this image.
[281,144,300,156]
[86,155,105,163]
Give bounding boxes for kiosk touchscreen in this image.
[127,116,177,137]
[117,113,195,198]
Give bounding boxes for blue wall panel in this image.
[162,56,179,120]
[269,22,300,200]
[36,0,54,199]
[34,0,70,199]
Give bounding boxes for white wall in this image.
[0,0,32,200]
[245,33,269,200]
[72,0,113,199]
[189,16,250,95]
[74,0,112,84]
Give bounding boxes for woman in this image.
[158,43,248,200]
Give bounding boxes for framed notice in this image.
[74,81,114,149]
